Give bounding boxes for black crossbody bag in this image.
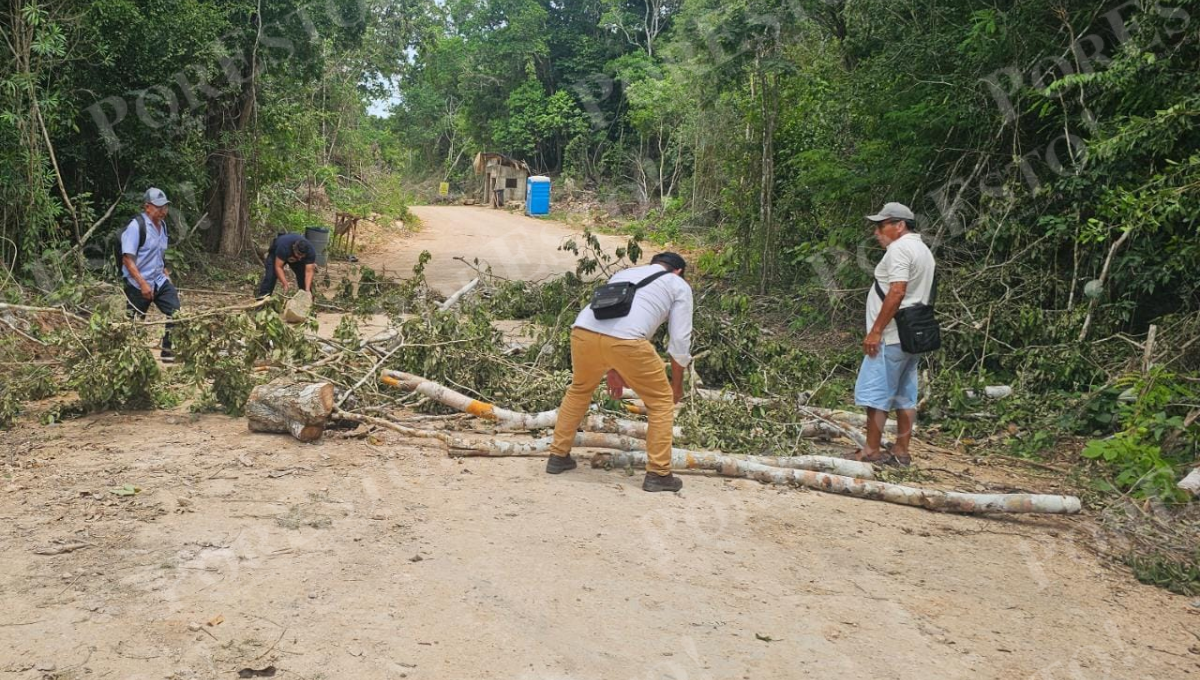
[590,269,671,320]
[874,274,941,354]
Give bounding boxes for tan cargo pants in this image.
[549,328,675,475]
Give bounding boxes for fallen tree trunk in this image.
[446,432,875,479]
[382,369,547,422]
[380,369,680,437]
[330,409,1076,513]
[594,452,1079,514]
[621,388,873,438]
[247,380,334,442]
[496,412,672,439]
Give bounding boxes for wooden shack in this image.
[474,152,530,207]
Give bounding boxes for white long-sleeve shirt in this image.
[573,263,694,366]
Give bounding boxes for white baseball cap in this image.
[865,202,914,222]
[144,187,170,207]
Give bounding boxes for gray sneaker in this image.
[545,455,577,474]
[643,472,682,492]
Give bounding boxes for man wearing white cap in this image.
[121,187,181,363]
[851,202,935,466]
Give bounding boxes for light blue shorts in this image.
[854,344,919,411]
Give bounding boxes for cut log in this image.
[1179,467,1200,498]
[595,451,1080,514]
[246,380,334,442]
[283,290,313,324]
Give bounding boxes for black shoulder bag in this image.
[589,269,671,320]
[874,274,941,354]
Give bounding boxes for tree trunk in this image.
[595,451,1080,514]
[451,435,877,480]
[757,66,778,293]
[203,51,257,256]
[218,146,250,255]
[246,380,335,442]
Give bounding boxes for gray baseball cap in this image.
[144,187,170,207]
[866,202,914,222]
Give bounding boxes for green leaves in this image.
[65,310,161,411]
[1080,369,1199,504]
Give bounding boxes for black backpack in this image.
[589,269,671,320]
[874,275,941,354]
[112,214,148,278]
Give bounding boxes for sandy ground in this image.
[375,206,627,295]
[3,208,1200,679]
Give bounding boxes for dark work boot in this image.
[642,472,683,493]
[545,454,577,475]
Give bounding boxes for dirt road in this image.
[368,206,628,295]
[3,207,1199,679]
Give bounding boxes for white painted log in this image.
[497,413,666,439]
[439,277,480,311]
[246,380,334,442]
[596,452,1080,515]
[446,433,875,480]
[740,454,874,478]
[1179,467,1200,498]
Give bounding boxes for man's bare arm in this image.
[864,281,907,357]
[275,257,290,292]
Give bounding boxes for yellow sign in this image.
[438,182,449,196]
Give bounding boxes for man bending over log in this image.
[256,233,316,298]
[545,252,693,492]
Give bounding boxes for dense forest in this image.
[2,1,1199,584]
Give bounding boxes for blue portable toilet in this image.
[526,176,551,216]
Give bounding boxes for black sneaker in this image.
[643,472,682,493]
[160,349,175,364]
[545,455,577,474]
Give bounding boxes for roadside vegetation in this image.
[1,0,1197,592]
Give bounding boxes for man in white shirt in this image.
[852,202,936,466]
[546,252,693,492]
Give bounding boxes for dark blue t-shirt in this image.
[273,233,315,264]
